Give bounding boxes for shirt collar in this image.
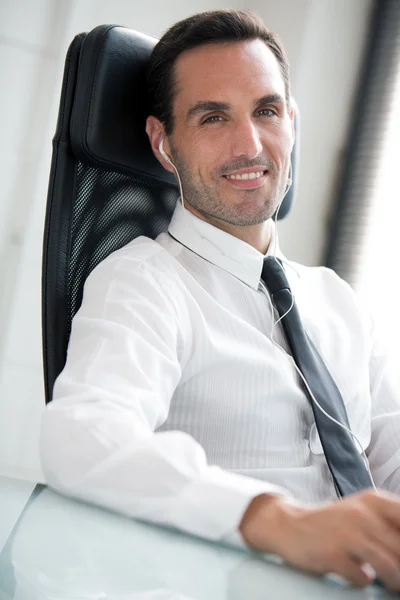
[168,200,284,290]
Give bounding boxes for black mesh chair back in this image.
[42,25,299,404]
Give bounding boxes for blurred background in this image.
[0,0,399,484]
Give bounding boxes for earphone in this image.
[159,138,171,164]
[262,279,378,495]
[263,184,379,495]
[213,165,377,495]
[159,138,186,210]
[159,138,377,493]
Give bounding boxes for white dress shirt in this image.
[40,200,400,548]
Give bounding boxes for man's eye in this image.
[203,115,224,124]
[258,108,277,117]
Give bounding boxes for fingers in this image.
[363,490,400,529]
[352,490,400,590]
[352,543,400,592]
[259,491,400,592]
[332,557,375,589]
[367,513,400,566]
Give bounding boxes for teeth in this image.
[226,171,264,180]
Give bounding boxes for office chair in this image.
[42,24,299,404]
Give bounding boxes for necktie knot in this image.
[261,256,290,294]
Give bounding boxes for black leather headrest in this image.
[70,24,298,216]
[71,25,174,184]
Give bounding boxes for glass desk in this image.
[0,475,397,599]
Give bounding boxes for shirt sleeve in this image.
[366,318,400,494]
[40,247,291,547]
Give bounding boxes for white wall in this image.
[0,0,73,481]
[0,0,373,482]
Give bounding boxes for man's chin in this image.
[224,196,277,223]
[213,208,274,228]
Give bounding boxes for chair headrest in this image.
[70,24,298,217]
[71,25,174,184]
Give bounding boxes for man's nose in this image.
[230,119,263,160]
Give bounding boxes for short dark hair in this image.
[147,9,291,136]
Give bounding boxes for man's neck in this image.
[184,203,274,255]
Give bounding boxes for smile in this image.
[223,170,268,190]
[225,171,265,180]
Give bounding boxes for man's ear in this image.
[145,115,174,173]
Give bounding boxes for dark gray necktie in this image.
[261,256,372,496]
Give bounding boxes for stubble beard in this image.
[169,146,285,227]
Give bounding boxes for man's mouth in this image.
[225,170,265,181]
[223,169,268,189]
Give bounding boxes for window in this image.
[355,65,400,356]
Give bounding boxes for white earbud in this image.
[158,138,186,211]
[159,138,172,164]
[286,161,293,188]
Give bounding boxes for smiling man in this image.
[41,10,400,592]
[146,38,293,254]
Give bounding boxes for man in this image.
[41,9,400,591]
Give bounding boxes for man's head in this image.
[146,10,295,239]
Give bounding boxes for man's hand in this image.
[239,490,400,591]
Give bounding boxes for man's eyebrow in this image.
[254,94,285,110]
[186,101,231,121]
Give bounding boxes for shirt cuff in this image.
[165,465,292,545]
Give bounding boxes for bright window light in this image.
[355,63,400,356]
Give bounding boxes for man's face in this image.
[165,39,294,227]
